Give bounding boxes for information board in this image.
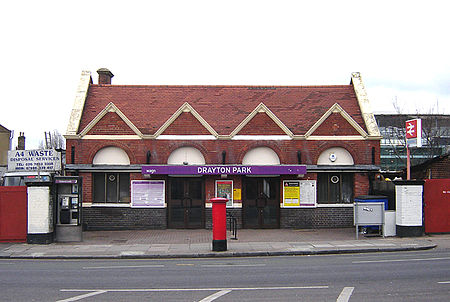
[131,180,165,208]
[396,185,423,226]
[283,180,317,208]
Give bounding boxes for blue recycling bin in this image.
[354,195,388,210]
[354,195,388,235]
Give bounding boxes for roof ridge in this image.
[92,84,352,89]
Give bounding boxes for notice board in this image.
[283,180,316,208]
[396,184,423,226]
[131,180,165,208]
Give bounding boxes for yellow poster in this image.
[283,181,300,207]
[233,188,241,201]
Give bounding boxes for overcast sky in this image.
[1,0,449,149]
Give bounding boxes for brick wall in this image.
[280,207,353,228]
[82,207,166,230]
[87,112,135,135]
[66,138,380,167]
[313,112,362,136]
[162,112,211,135]
[239,113,286,135]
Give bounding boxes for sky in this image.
[1,0,449,149]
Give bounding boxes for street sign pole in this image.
[406,143,410,180]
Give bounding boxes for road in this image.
[0,249,449,301]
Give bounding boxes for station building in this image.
[65,69,381,230]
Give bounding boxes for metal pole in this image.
[406,144,411,180]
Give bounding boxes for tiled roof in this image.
[79,84,366,136]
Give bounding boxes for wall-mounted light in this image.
[146,151,151,164]
[71,146,75,164]
[297,151,302,164]
[222,151,226,164]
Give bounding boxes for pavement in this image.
[0,228,447,259]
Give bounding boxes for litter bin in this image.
[354,195,388,210]
[355,195,388,235]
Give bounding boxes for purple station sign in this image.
[142,165,307,175]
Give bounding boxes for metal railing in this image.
[227,213,238,240]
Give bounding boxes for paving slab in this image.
[0,228,443,259]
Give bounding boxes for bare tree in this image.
[39,129,66,150]
[377,100,450,171]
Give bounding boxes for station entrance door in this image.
[168,178,204,229]
[243,177,280,228]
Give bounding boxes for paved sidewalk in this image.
[0,228,443,259]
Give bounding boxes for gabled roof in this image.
[67,71,380,140]
[0,124,11,133]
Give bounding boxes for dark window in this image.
[93,173,130,203]
[317,173,353,204]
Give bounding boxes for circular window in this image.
[330,175,340,184]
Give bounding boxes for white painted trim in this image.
[79,102,144,138]
[82,135,142,140]
[305,103,368,138]
[351,72,381,137]
[157,135,217,140]
[66,71,91,136]
[317,203,354,208]
[232,135,292,140]
[306,136,366,140]
[90,203,131,208]
[154,102,219,138]
[230,103,294,138]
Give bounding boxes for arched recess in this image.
[167,146,206,165]
[317,147,354,165]
[242,147,280,165]
[93,146,130,165]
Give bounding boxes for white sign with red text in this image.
[405,119,422,147]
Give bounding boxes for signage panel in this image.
[7,149,61,171]
[405,119,422,147]
[215,180,233,207]
[131,180,165,208]
[142,165,307,175]
[396,185,423,226]
[283,180,317,208]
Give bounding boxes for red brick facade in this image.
[66,70,381,230]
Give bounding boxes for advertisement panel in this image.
[7,149,61,172]
[215,180,233,207]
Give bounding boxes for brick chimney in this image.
[17,132,25,150]
[97,68,114,85]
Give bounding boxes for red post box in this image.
[211,197,228,251]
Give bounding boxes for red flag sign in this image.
[406,119,418,139]
[405,119,422,147]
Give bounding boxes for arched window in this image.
[167,147,205,165]
[93,146,130,165]
[317,147,354,204]
[242,147,280,165]
[317,147,354,165]
[92,147,130,204]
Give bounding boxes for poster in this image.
[233,188,241,201]
[216,180,233,207]
[283,180,317,208]
[283,181,300,207]
[131,180,165,208]
[299,180,317,207]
